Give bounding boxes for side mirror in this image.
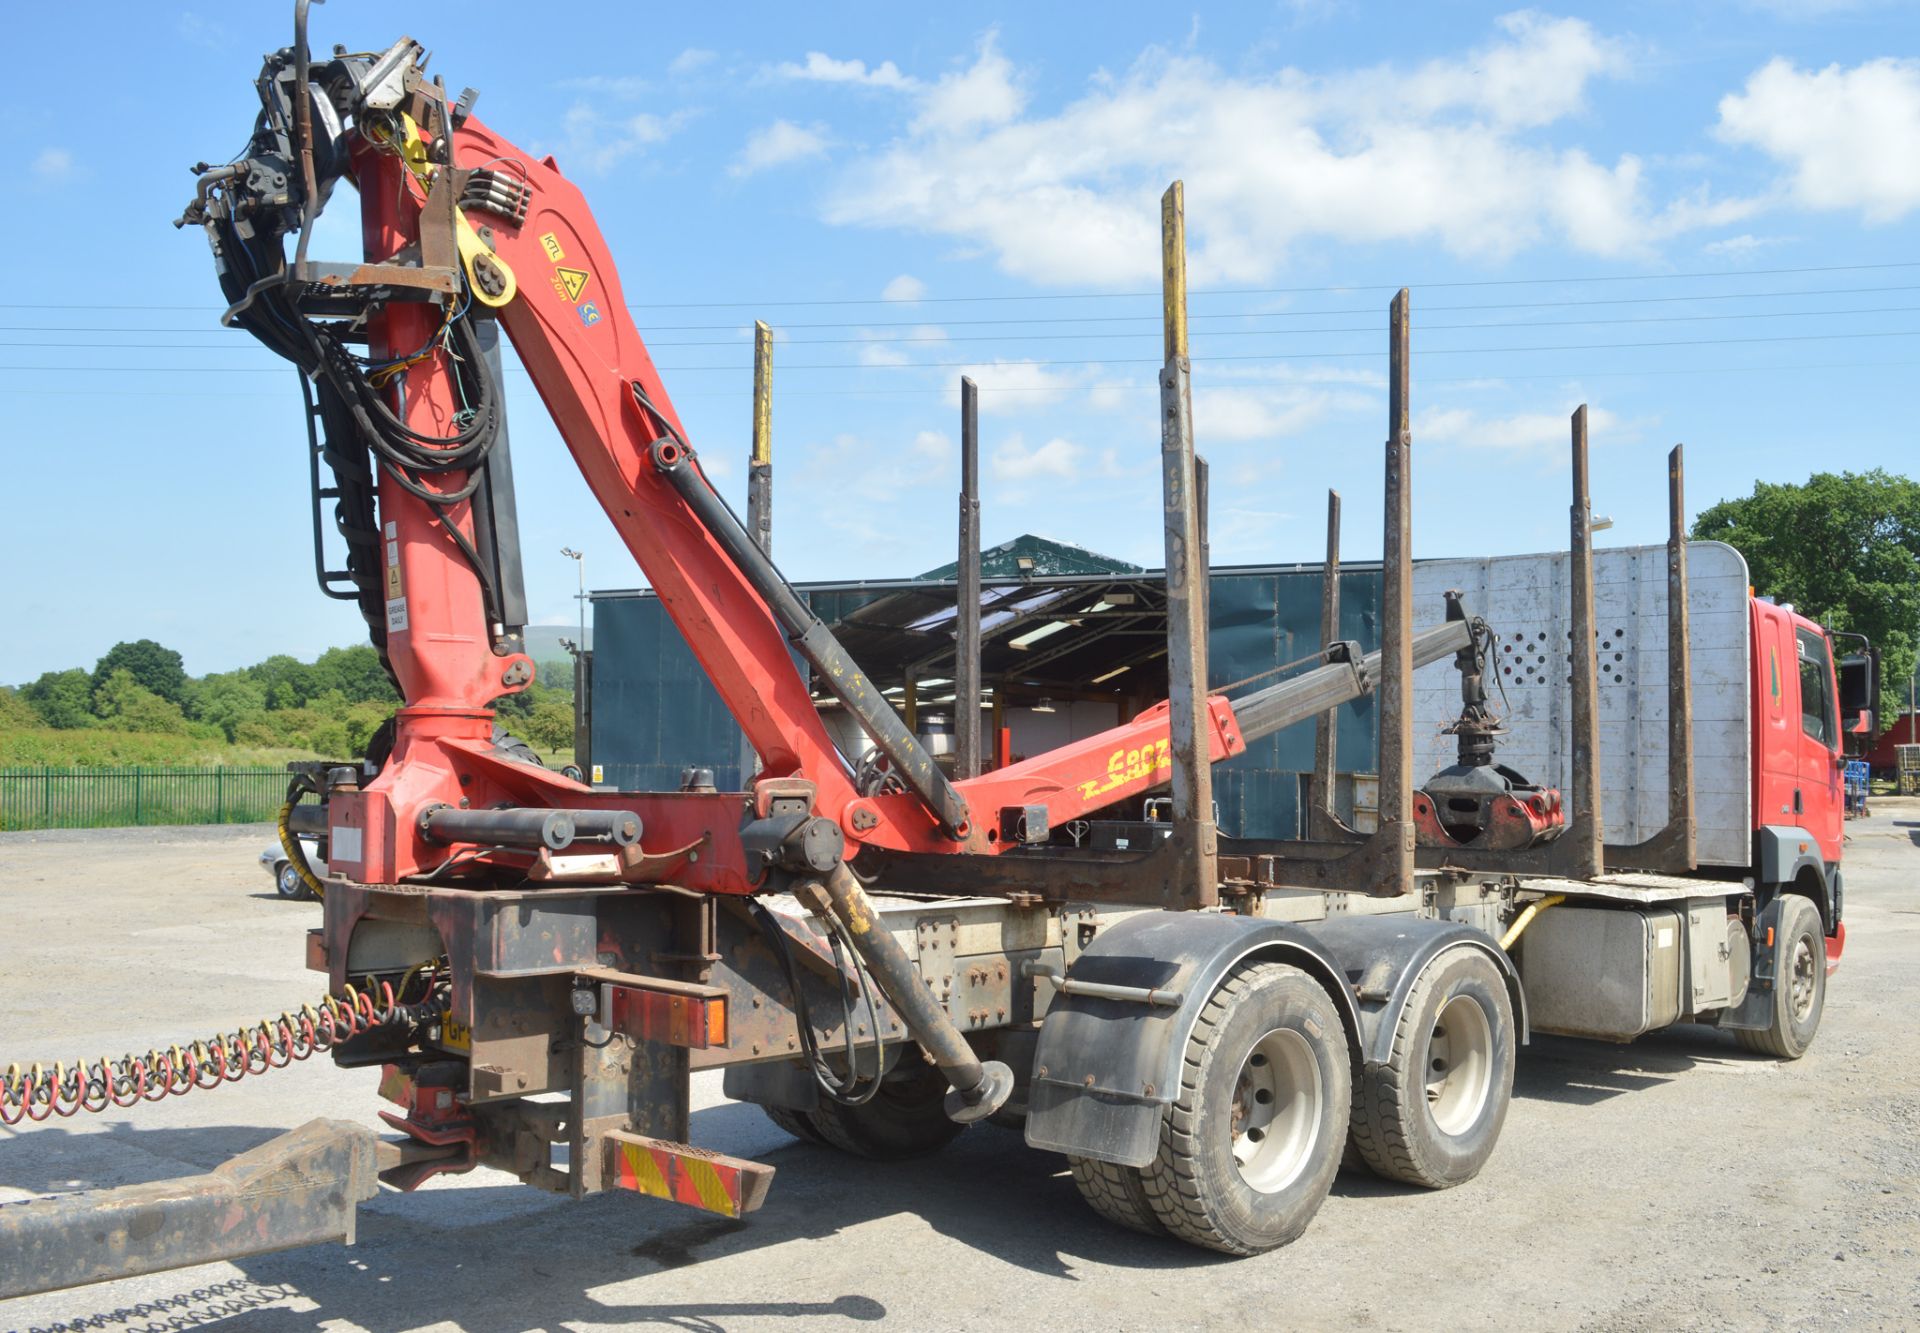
[1848,710,1873,736]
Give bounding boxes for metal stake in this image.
[740,320,774,785]
[1158,181,1217,909]
[1567,406,1604,880]
[1310,489,1342,835]
[956,377,983,779]
[1378,291,1415,896]
[1667,444,1696,868]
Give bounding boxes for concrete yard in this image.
[1,809,1917,1332]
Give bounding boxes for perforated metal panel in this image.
[1410,541,1753,868]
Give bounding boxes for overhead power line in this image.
[5,259,1918,315]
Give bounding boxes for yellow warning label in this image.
[385,564,403,598]
[554,266,591,303]
[540,232,565,262]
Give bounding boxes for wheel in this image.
[1349,948,1515,1189]
[274,860,303,899]
[1736,895,1827,1059]
[1137,961,1351,1255]
[798,1051,966,1160]
[762,1103,829,1146]
[1069,1157,1166,1236]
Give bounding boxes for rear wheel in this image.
[761,1103,829,1146]
[1736,895,1826,1060]
[274,860,303,899]
[1069,1157,1166,1236]
[1349,949,1515,1189]
[1137,961,1350,1255]
[792,1051,966,1160]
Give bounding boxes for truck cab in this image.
[1749,598,1848,920]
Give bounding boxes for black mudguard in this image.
[1024,911,1361,1168]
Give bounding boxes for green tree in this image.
[94,669,191,734]
[310,645,398,704]
[0,686,39,729]
[247,654,315,711]
[190,671,269,743]
[1693,469,1920,730]
[22,669,95,729]
[91,640,188,707]
[522,697,576,753]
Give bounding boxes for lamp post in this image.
[560,547,586,648]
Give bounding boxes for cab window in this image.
[1795,628,1836,748]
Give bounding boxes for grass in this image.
[0,726,317,769]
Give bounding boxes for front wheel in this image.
[1349,948,1515,1188]
[274,860,304,899]
[1736,895,1826,1059]
[1137,961,1351,1255]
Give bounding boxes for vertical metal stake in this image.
[955,377,983,779]
[1310,489,1342,836]
[1667,444,1696,868]
[1158,181,1218,910]
[1567,406,1605,880]
[1377,291,1416,896]
[740,320,774,784]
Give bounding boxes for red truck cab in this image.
[1749,597,1850,957]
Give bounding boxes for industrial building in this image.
[588,534,1390,840]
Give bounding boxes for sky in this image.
[3,1,1918,682]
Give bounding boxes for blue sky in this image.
[4,1,1917,682]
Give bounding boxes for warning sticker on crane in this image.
[553,267,592,303]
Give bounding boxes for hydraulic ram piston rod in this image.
[1229,619,1472,747]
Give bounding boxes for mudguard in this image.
[1023,911,1361,1168]
[1304,915,1528,1065]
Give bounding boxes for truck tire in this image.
[1069,1157,1166,1236]
[797,1052,965,1160]
[1348,948,1515,1189]
[761,1104,829,1146]
[1138,961,1350,1255]
[1736,895,1826,1060]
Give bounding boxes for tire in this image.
[798,1051,965,1160]
[1349,948,1515,1189]
[1735,895,1826,1059]
[1069,1157,1166,1236]
[1138,961,1351,1255]
[762,1103,829,1146]
[274,860,303,899]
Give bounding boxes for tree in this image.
[0,686,39,730]
[91,640,187,707]
[22,669,95,729]
[1693,469,1920,729]
[310,645,398,704]
[247,654,315,711]
[93,669,190,734]
[190,672,268,743]
[522,697,577,754]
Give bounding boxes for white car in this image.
[259,837,327,900]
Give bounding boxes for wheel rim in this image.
[1425,993,1494,1137]
[1230,1027,1322,1193]
[1789,934,1818,1023]
[278,864,299,896]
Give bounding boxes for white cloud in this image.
[670,49,716,76]
[778,52,914,90]
[30,148,80,187]
[1716,57,1920,223]
[882,274,926,302]
[732,120,831,177]
[1194,384,1368,442]
[948,360,1081,411]
[991,435,1085,480]
[913,34,1025,136]
[1416,403,1630,452]
[1702,233,1789,257]
[556,106,687,174]
[821,16,1737,285]
[912,430,952,461]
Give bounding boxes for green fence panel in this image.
[0,768,290,832]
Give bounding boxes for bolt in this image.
[1084,1075,1095,1088]
[751,1043,760,1055]
[1037,1065,1048,1078]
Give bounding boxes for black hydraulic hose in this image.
[746,899,885,1106]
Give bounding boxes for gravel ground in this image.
[1,805,1916,1332]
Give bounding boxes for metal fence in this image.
[0,767,290,831]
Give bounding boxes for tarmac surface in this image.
[1,804,1917,1332]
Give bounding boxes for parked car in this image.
[259,838,326,900]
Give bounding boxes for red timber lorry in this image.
[0,12,1868,1296]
